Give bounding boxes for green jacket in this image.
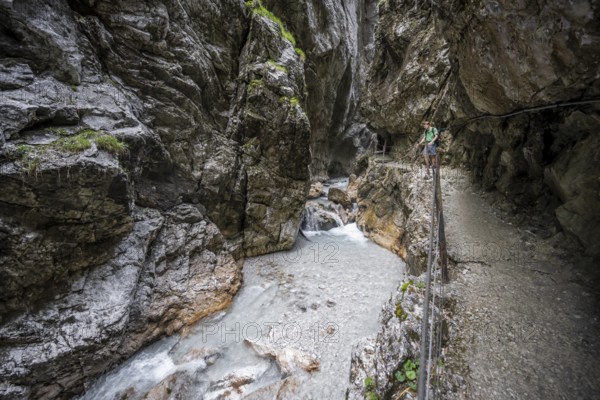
[423,127,438,143]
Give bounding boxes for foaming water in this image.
[322,177,349,195]
[81,221,404,399]
[304,222,368,243]
[81,339,179,400]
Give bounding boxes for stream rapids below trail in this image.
[80,179,405,399]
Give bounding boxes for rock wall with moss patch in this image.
[0,0,312,397]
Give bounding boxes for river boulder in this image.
[328,187,353,209]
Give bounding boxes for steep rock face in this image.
[0,155,132,316]
[263,0,379,179]
[227,5,311,255]
[0,0,309,397]
[438,0,599,114]
[362,0,600,256]
[362,0,451,136]
[355,161,431,274]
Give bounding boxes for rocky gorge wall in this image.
[347,1,600,397]
[360,0,600,258]
[261,0,379,180]
[0,0,373,398]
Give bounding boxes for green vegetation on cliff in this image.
[12,128,126,174]
[246,0,306,59]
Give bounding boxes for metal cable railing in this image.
[417,166,449,400]
[369,144,449,398]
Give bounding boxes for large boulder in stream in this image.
[245,339,320,375]
[307,182,325,199]
[328,187,353,209]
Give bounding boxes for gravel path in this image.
[440,169,600,400]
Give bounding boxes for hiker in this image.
[417,120,438,175]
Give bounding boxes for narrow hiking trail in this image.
[440,169,600,400]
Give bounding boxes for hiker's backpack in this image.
[423,126,441,146]
[434,127,442,146]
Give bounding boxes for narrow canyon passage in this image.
[80,223,404,399]
[1,0,598,398]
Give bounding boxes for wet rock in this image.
[245,339,320,375]
[301,202,343,232]
[228,4,311,256]
[119,212,243,351]
[0,154,133,315]
[347,175,359,202]
[0,61,35,90]
[327,202,350,225]
[0,213,163,400]
[113,387,137,400]
[308,182,325,199]
[356,162,431,275]
[205,365,270,400]
[0,0,312,395]
[142,372,192,400]
[328,187,352,209]
[261,0,378,180]
[241,376,300,400]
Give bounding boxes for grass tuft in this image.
[56,135,92,152]
[248,79,263,93]
[267,60,288,73]
[49,127,69,137]
[248,1,298,47]
[12,128,126,175]
[96,135,126,154]
[294,47,306,60]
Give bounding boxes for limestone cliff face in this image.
[262,0,379,180]
[353,161,432,275]
[362,0,451,136]
[361,0,600,256]
[0,0,311,397]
